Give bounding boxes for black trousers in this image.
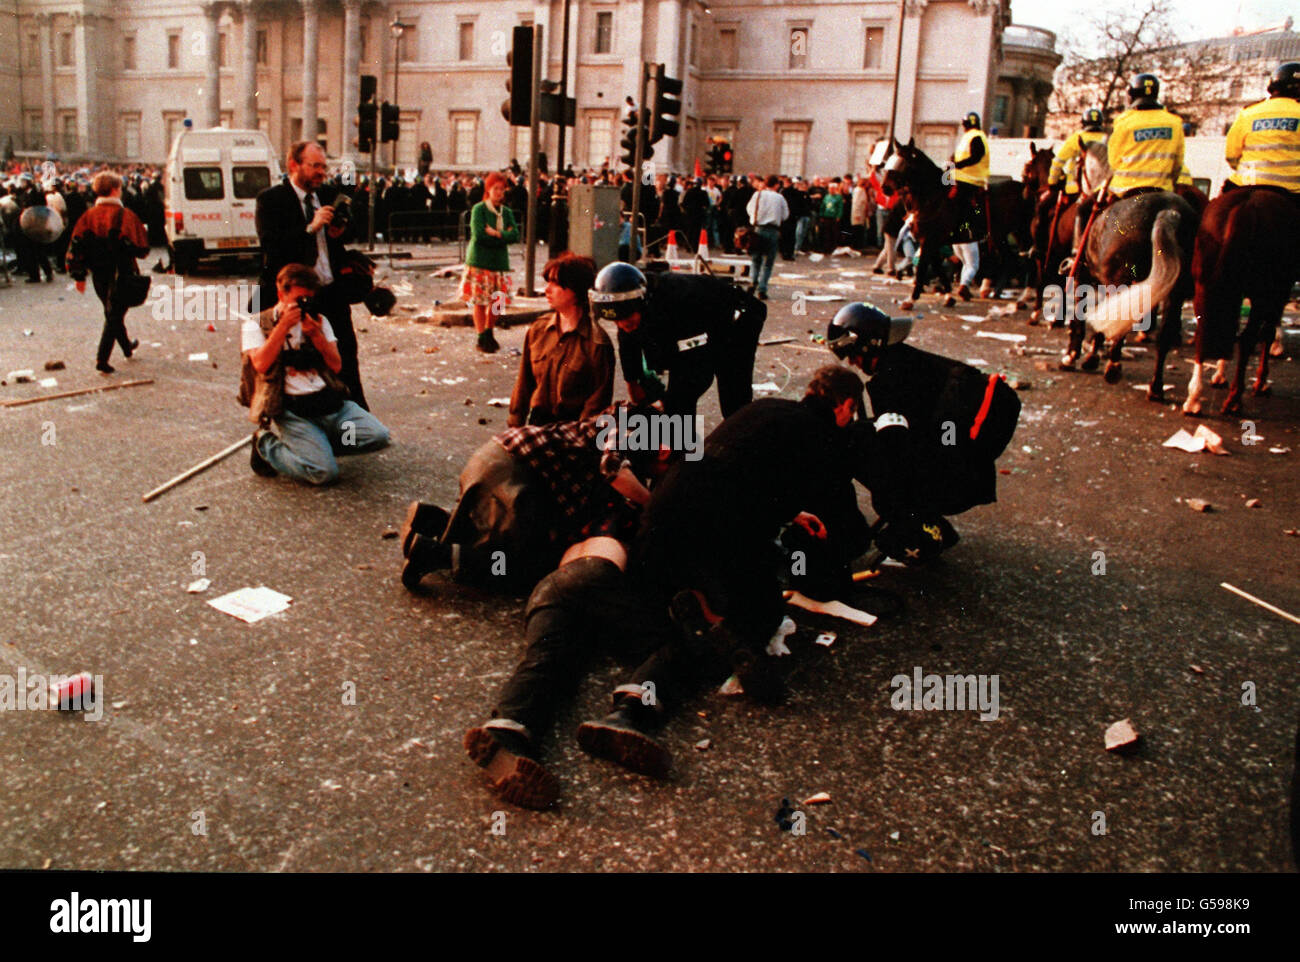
[317,285,367,411]
[91,272,133,365]
[663,293,766,419]
[493,557,683,739]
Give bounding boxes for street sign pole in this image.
[628,62,651,264]
[524,24,543,295]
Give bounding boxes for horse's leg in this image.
[1103,332,1126,383]
[1209,358,1228,387]
[1147,298,1182,401]
[1081,327,1102,371]
[1248,288,1287,397]
[902,238,929,309]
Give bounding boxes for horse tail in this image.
[1089,208,1183,341]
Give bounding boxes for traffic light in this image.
[619,105,652,168]
[356,102,377,153]
[716,140,733,174]
[649,65,682,144]
[502,25,534,126]
[380,102,400,143]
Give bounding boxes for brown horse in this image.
[1072,190,1199,400]
[1184,187,1300,416]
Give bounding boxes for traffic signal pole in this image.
[628,63,651,264]
[524,24,543,295]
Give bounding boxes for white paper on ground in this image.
[486,397,510,406]
[752,381,781,392]
[957,314,987,323]
[186,578,211,594]
[188,352,209,362]
[1163,428,1204,453]
[964,359,990,367]
[783,590,878,626]
[777,273,807,279]
[974,331,1027,343]
[801,294,846,302]
[208,586,293,623]
[39,378,57,388]
[826,282,856,291]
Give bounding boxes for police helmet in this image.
[1268,62,1300,99]
[589,261,647,322]
[962,112,982,131]
[827,302,912,363]
[1081,108,1103,131]
[1129,73,1160,102]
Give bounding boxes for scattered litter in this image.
[783,590,877,626]
[486,397,511,407]
[207,586,293,624]
[7,369,34,383]
[1189,664,1204,675]
[826,282,856,291]
[826,828,843,840]
[956,314,986,323]
[803,792,831,805]
[801,294,845,302]
[752,381,781,393]
[1286,529,1299,537]
[987,305,1018,318]
[111,700,128,710]
[1073,419,1099,427]
[777,273,808,279]
[1185,498,1212,512]
[1245,498,1261,509]
[889,830,900,841]
[187,352,209,362]
[855,849,873,862]
[185,578,211,594]
[719,674,745,696]
[1007,378,1031,390]
[695,738,711,751]
[1104,718,1140,751]
[830,246,860,257]
[775,798,798,831]
[440,377,467,386]
[839,270,869,277]
[1194,425,1229,454]
[758,337,795,346]
[50,672,95,711]
[808,253,824,262]
[43,360,65,371]
[964,358,990,367]
[423,345,439,353]
[381,530,399,539]
[1220,582,1300,626]
[1269,446,1290,455]
[320,779,342,791]
[22,329,33,337]
[765,616,796,656]
[1163,427,1228,455]
[974,331,1026,343]
[814,631,837,648]
[38,378,57,388]
[1013,345,1060,356]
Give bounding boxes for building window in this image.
[256,29,268,64]
[719,28,738,69]
[458,21,474,61]
[58,32,73,68]
[451,113,477,166]
[789,28,808,70]
[864,26,885,69]
[777,126,808,177]
[512,125,530,166]
[24,111,43,150]
[123,34,137,71]
[123,114,141,158]
[219,32,229,68]
[595,11,613,54]
[689,20,698,66]
[164,112,185,150]
[993,95,1009,126]
[850,128,884,175]
[168,32,181,69]
[399,26,418,63]
[26,34,39,70]
[1229,79,1243,100]
[587,114,614,168]
[918,125,955,157]
[60,113,77,153]
[360,23,368,61]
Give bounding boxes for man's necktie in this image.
[304,192,317,223]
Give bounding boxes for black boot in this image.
[464,722,559,810]
[401,533,452,592]
[400,501,450,558]
[576,698,672,778]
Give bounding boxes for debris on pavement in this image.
[187,352,208,362]
[802,792,831,805]
[974,330,1026,343]
[1184,498,1212,512]
[814,631,837,647]
[718,674,744,696]
[1104,718,1140,751]
[1245,498,1261,508]
[7,370,34,383]
[43,360,65,371]
[207,586,293,624]
[695,738,711,751]
[185,578,211,594]
[1220,582,1300,626]
[486,397,510,407]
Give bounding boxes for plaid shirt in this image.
[497,417,624,529]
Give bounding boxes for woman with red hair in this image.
[461,172,519,352]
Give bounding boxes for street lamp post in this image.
[390,14,409,171]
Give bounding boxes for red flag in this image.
[693,157,702,179]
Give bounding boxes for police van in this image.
[165,123,281,273]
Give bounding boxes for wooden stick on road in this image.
[142,435,253,503]
[1220,582,1300,626]
[0,378,155,408]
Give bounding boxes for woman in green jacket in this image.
[460,172,520,353]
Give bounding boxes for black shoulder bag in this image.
[110,206,151,309]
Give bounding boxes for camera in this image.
[330,192,352,228]
[296,295,321,318]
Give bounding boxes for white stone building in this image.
[1,0,1057,176]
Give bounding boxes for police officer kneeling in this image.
[827,303,1021,562]
[589,261,766,419]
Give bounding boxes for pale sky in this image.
[1011,0,1297,45]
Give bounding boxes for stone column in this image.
[894,0,927,143]
[201,4,222,128]
[302,0,320,145]
[342,0,363,163]
[72,12,97,157]
[238,2,259,128]
[38,14,55,152]
[656,0,682,170]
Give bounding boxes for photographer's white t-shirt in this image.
[242,314,337,396]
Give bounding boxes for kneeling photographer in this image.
[239,264,390,485]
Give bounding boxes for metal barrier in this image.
[384,210,471,266]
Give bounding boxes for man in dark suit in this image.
[255,141,368,409]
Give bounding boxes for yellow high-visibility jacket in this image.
[1108,106,1184,195]
[1225,96,1300,191]
[952,129,990,188]
[1048,129,1106,194]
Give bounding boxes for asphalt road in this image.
[0,245,1296,873]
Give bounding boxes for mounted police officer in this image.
[1223,62,1300,197]
[1049,108,1106,198]
[949,111,989,301]
[827,302,1020,564]
[1066,74,1184,273]
[589,261,766,420]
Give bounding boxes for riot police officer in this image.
[589,261,766,419]
[949,111,990,301]
[1049,108,1106,198]
[1224,62,1300,195]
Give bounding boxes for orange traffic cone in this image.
[697,228,710,261]
[665,230,679,261]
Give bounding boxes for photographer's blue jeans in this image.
[793,216,810,254]
[259,401,390,485]
[749,225,780,296]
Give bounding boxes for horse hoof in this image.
[1049,319,1066,329]
[1058,354,1077,371]
[978,280,994,298]
[1209,375,1227,388]
[943,295,957,308]
[1027,312,1041,327]
[899,299,914,311]
[1146,386,1165,403]
[958,284,974,302]
[1182,400,1203,417]
[1080,354,1100,372]
[1103,362,1123,384]
[1132,331,1149,344]
[1252,381,1272,397]
[1221,398,1243,416]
